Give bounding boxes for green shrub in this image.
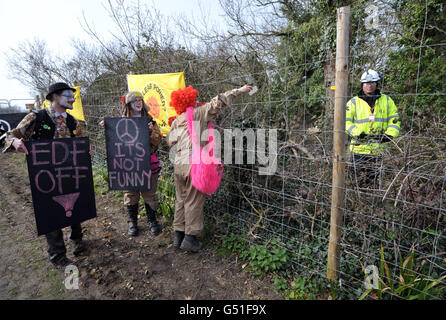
[246,241,289,276]
[360,246,446,300]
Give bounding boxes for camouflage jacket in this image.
[2,106,83,153]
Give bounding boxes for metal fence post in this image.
[327,5,350,282]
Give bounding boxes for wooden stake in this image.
[327,6,350,282]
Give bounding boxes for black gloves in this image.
[355,133,392,143]
[377,134,392,143]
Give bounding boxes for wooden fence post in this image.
[327,5,350,282]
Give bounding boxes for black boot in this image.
[145,203,162,236]
[126,204,139,236]
[50,255,74,270]
[180,234,202,253]
[173,231,185,248]
[70,224,85,256]
[72,240,85,256]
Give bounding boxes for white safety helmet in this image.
[360,69,380,83]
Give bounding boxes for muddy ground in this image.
[0,152,281,300]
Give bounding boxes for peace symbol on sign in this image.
[115,118,139,144]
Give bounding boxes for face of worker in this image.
[130,97,143,112]
[362,82,377,96]
[56,90,75,109]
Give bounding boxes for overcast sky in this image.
[0,0,225,107]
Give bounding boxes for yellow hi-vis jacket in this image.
[345,94,400,155]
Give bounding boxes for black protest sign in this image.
[25,137,97,236]
[104,117,152,191]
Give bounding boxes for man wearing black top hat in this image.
[3,82,87,269]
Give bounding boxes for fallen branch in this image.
[237,185,264,238]
[382,166,406,201]
[280,139,316,160]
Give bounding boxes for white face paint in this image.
[130,99,143,112]
[58,90,75,109]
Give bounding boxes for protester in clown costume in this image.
[167,84,253,252]
[3,82,86,269]
[99,91,163,237]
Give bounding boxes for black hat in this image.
[46,82,76,100]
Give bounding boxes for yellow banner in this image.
[42,86,85,121]
[127,72,185,135]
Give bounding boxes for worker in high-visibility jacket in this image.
[345,69,401,186]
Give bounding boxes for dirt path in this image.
[0,152,281,300]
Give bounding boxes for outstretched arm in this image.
[194,85,253,123]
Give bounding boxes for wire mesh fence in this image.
[81,55,445,300]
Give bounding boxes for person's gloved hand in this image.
[357,132,368,140]
[378,134,392,143]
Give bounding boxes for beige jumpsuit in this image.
[167,88,241,236]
